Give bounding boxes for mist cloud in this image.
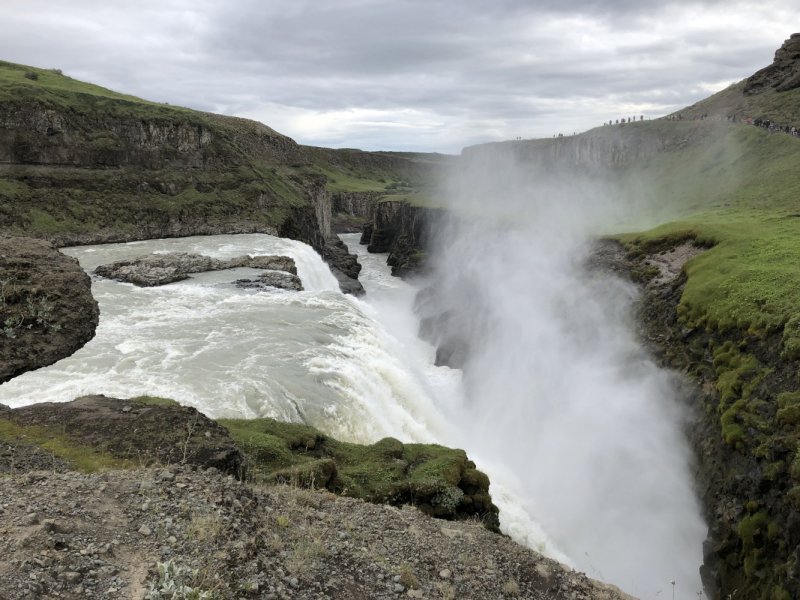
[0,0,796,151]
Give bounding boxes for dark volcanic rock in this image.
[0,236,99,384]
[94,252,298,287]
[4,395,244,475]
[320,235,365,296]
[745,33,800,95]
[328,266,365,297]
[235,270,304,291]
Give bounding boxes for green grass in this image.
[0,418,133,473]
[0,60,200,123]
[314,166,389,193]
[608,123,800,335]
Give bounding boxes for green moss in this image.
[0,419,132,473]
[129,396,179,407]
[739,511,772,549]
[787,486,800,509]
[772,586,792,600]
[218,417,497,525]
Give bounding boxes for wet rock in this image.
[328,266,365,296]
[0,236,99,384]
[94,252,297,287]
[235,271,304,291]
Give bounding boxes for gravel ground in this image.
[0,467,635,600]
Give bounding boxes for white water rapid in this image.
[0,230,705,598]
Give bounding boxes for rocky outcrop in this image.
[364,201,443,278]
[94,252,298,287]
[0,236,99,383]
[235,271,304,292]
[320,235,365,295]
[2,395,244,475]
[218,417,500,530]
[745,33,800,95]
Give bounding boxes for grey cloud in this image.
[0,0,797,152]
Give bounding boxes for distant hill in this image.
[0,60,434,251]
[670,33,800,126]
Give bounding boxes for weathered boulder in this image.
[235,270,304,291]
[745,33,800,95]
[0,236,99,383]
[2,395,244,476]
[328,267,365,296]
[94,252,298,287]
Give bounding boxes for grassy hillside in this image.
[670,79,800,127]
[610,122,800,335]
[0,60,202,122]
[0,61,437,246]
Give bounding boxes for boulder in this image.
[4,395,245,476]
[235,270,304,291]
[0,236,99,383]
[94,252,298,287]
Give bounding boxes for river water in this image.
[0,233,566,555]
[0,231,704,597]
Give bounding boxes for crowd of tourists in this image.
[602,112,800,137]
[742,116,800,136]
[604,116,644,125]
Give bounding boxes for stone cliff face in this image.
[0,104,308,169]
[461,124,666,169]
[362,201,443,277]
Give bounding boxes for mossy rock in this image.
[1,395,243,475]
[220,417,501,531]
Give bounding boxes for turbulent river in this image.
[0,231,705,598]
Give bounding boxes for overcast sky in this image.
[0,1,797,153]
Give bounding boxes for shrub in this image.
[23,71,38,81]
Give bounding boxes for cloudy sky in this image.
[0,1,797,152]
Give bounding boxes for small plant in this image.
[26,297,60,331]
[502,578,520,597]
[399,564,419,590]
[438,582,455,600]
[23,71,38,81]
[187,513,224,541]
[2,315,25,339]
[274,514,291,528]
[147,561,214,599]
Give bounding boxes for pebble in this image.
[439,568,451,579]
[138,525,152,536]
